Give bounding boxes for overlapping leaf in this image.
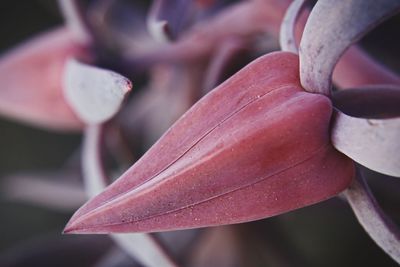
[65,52,354,234]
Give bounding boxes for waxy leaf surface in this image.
[65,52,354,233]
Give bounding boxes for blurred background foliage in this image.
[0,1,399,267]
[0,0,80,251]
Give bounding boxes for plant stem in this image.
[343,169,400,264]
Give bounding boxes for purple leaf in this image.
[343,170,400,264]
[147,0,194,42]
[63,58,132,125]
[332,85,400,119]
[299,0,400,95]
[279,0,308,53]
[58,0,93,45]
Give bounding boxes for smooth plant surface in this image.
[64,52,355,233]
[0,1,399,267]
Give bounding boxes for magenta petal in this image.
[0,27,87,131]
[65,52,354,233]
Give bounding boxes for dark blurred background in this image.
[0,0,79,249]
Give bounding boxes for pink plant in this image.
[64,51,355,233]
[0,27,85,131]
[0,0,400,266]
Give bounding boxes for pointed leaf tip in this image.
[63,58,132,125]
[66,52,354,234]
